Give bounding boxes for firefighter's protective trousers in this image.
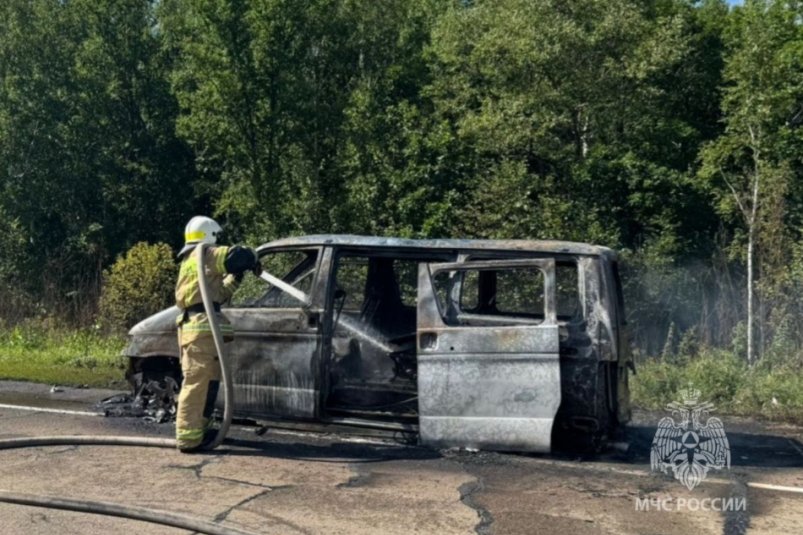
[176,331,221,449]
[175,245,238,450]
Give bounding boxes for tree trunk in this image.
[746,126,761,366]
[747,222,754,365]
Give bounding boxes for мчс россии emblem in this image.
[650,386,731,490]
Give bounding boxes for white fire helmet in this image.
[179,216,223,257]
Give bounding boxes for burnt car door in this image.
[416,258,561,452]
[223,247,324,419]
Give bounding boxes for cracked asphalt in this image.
[2,381,803,534]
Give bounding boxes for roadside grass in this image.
[0,322,127,388]
[632,348,803,424]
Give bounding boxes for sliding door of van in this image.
[416,259,560,452]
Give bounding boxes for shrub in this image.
[734,361,803,421]
[684,349,747,408]
[631,359,684,410]
[633,348,803,424]
[99,242,177,332]
[633,349,746,410]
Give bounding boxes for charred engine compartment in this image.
[104,356,180,422]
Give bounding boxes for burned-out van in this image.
[124,235,632,452]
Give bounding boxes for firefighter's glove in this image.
[252,262,263,277]
[224,245,260,276]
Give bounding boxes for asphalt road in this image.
[1,381,803,535]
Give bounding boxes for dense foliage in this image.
[1,0,802,364]
[99,242,177,331]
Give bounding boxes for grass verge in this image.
[0,324,127,388]
[632,348,803,424]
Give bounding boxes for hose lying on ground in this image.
[0,436,175,450]
[0,490,259,535]
[0,242,238,533]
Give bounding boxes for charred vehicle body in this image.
[124,235,632,452]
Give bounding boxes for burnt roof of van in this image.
[260,234,615,257]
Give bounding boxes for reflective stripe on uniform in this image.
[181,322,234,334]
[177,427,204,441]
[215,247,228,274]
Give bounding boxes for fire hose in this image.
[0,243,250,535]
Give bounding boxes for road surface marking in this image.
[520,458,803,495]
[747,482,803,494]
[0,403,100,418]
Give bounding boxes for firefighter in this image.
[174,216,260,452]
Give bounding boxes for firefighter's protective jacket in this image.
[175,245,238,342]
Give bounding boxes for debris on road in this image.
[97,376,178,423]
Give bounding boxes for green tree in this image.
[424,0,730,350]
[161,0,353,241]
[161,0,451,241]
[333,0,459,237]
[700,0,803,364]
[0,0,196,321]
[426,0,719,247]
